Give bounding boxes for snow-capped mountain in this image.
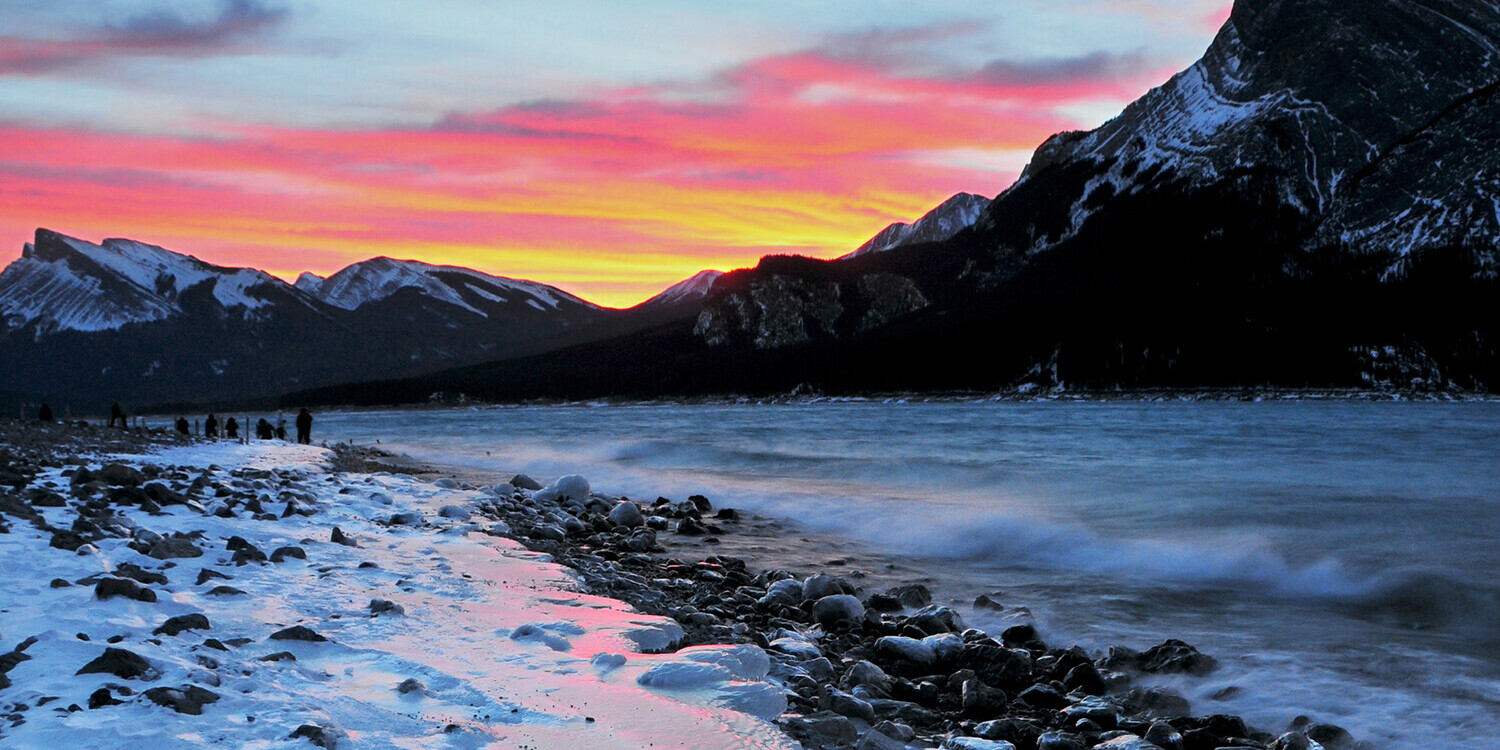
[842,193,991,259]
[0,229,298,337]
[634,270,723,311]
[0,229,615,409]
[295,257,596,317]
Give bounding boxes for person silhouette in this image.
[37,403,52,422]
[256,418,274,440]
[109,402,126,428]
[175,417,190,435]
[225,417,240,439]
[295,408,313,444]
[205,413,219,439]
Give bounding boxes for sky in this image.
[0,0,1231,307]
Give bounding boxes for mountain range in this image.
[7,0,1500,412]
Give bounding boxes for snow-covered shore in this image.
[0,438,793,749]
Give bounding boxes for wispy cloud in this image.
[0,0,287,75]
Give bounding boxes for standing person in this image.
[295,408,313,444]
[225,417,239,440]
[37,403,52,422]
[205,413,219,439]
[175,417,190,435]
[109,402,126,428]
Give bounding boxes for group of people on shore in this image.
[172,408,314,444]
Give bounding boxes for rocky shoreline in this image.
[0,418,1357,750]
[328,442,1361,750]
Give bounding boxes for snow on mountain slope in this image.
[1011,0,1500,256]
[636,270,723,310]
[843,193,990,259]
[297,257,599,316]
[0,230,289,336]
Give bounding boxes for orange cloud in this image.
[0,44,1174,307]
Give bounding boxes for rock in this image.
[1143,721,1184,750]
[1306,723,1355,750]
[270,625,327,642]
[842,660,891,692]
[289,723,346,748]
[943,738,1017,750]
[142,685,220,715]
[1036,732,1087,750]
[812,595,866,628]
[153,614,211,636]
[49,578,69,588]
[1060,696,1117,730]
[531,523,567,542]
[148,536,202,559]
[824,689,876,723]
[536,475,590,503]
[1064,661,1106,695]
[434,478,461,489]
[908,604,964,634]
[785,711,859,744]
[802,657,836,682]
[231,544,267,565]
[961,678,1008,719]
[88,688,123,709]
[1268,731,1314,750]
[49,530,89,552]
[802,573,843,602]
[438,505,470,521]
[875,636,937,668]
[95,577,156,603]
[330,527,358,547]
[510,474,543,491]
[260,651,297,662]
[389,511,422,525]
[858,729,910,750]
[688,494,712,511]
[397,677,426,694]
[1018,684,1069,710]
[887,584,932,609]
[76,648,153,679]
[608,501,644,528]
[715,507,739,520]
[97,464,144,487]
[370,599,405,616]
[958,644,1032,692]
[1138,639,1217,675]
[271,546,307,562]
[114,563,169,586]
[676,517,708,535]
[205,585,245,596]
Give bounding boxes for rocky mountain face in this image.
[843,193,991,259]
[298,0,1500,404]
[0,229,612,410]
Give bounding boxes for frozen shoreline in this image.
[0,427,793,749]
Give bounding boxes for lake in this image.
[316,399,1500,749]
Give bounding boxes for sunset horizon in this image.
[1,0,1230,307]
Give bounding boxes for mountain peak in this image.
[844,193,991,259]
[304,255,598,315]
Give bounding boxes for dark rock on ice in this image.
[397,677,426,694]
[142,685,219,715]
[95,577,156,603]
[97,464,144,487]
[330,527,358,547]
[271,625,327,642]
[205,585,245,596]
[438,505,470,521]
[148,535,202,559]
[195,568,229,585]
[289,723,346,748]
[114,563,168,586]
[87,688,123,709]
[270,546,306,562]
[369,599,404,616]
[76,647,153,679]
[260,651,297,662]
[153,614,210,636]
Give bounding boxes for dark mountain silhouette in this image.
[286,0,1500,405]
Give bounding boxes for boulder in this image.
[143,685,220,715]
[802,573,843,602]
[1138,639,1217,675]
[608,501,645,528]
[95,577,156,603]
[270,625,327,642]
[812,595,865,628]
[97,464,144,487]
[148,536,202,559]
[153,614,211,636]
[76,647,153,679]
[438,505,471,521]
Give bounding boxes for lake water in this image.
[316,400,1500,749]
